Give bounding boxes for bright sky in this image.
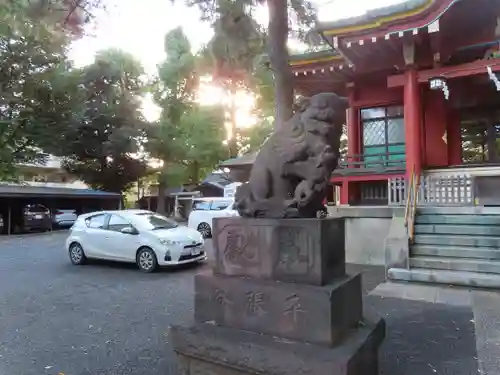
[68,0,405,124]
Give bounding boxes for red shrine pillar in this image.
[339,91,360,205]
[347,92,360,160]
[340,183,349,205]
[404,69,423,177]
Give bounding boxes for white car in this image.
[52,209,78,227]
[65,209,206,273]
[188,198,239,238]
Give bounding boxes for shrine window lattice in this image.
[360,105,406,167]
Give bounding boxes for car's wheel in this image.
[197,222,212,238]
[136,247,158,273]
[69,242,87,265]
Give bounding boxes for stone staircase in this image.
[388,206,500,289]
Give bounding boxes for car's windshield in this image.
[135,213,179,230]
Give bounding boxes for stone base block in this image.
[212,217,345,286]
[194,272,362,346]
[171,316,385,375]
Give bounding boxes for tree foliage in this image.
[1,0,319,196]
[50,50,149,193]
[0,0,102,180]
[239,117,273,154]
[148,27,199,197]
[0,0,103,36]
[178,0,319,127]
[147,27,228,211]
[0,1,69,178]
[177,105,227,182]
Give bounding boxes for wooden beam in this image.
[333,36,356,68]
[387,58,500,88]
[403,40,416,66]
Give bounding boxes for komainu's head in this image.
[282,92,348,148]
[297,92,349,126]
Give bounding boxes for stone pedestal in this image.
[170,217,385,375]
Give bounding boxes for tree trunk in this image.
[191,161,200,184]
[156,171,167,215]
[228,83,239,158]
[136,176,141,202]
[267,0,294,130]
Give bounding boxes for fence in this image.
[389,174,474,206]
[335,152,406,176]
[360,181,389,204]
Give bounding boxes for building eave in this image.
[317,0,456,37]
[289,50,342,67]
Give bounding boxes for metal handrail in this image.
[404,167,414,226]
[409,173,420,242]
[404,166,420,243]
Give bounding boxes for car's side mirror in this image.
[121,226,138,235]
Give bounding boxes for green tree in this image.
[148,27,200,213]
[0,0,102,179]
[177,105,227,183]
[52,49,149,193]
[239,117,273,153]
[148,28,230,212]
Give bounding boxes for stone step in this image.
[416,214,500,226]
[410,256,500,274]
[417,207,500,216]
[415,224,500,236]
[414,234,500,248]
[412,245,500,260]
[387,267,500,289]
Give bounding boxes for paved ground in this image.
[0,233,497,375]
[371,278,499,375]
[0,232,203,375]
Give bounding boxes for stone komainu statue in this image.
[234,92,348,219]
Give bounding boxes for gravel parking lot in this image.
[0,231,211,375]
[0,231,482,375]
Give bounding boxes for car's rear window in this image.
[85,214,106,229]
[210,201,232,211]
[25,205,49,213]
[192,201,211,211]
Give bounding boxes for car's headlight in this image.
[160,239,181,246]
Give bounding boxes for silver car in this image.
[52,209,78,228]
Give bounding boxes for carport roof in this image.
[219,151,258,167]
[0,184,121,198]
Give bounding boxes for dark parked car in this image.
[23,204,52,232]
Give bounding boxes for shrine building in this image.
[290,0,500,207]
[288,0,500,288]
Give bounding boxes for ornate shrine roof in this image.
[288,0,500,94]
[291,0,459,66]
[317,0,437,36]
